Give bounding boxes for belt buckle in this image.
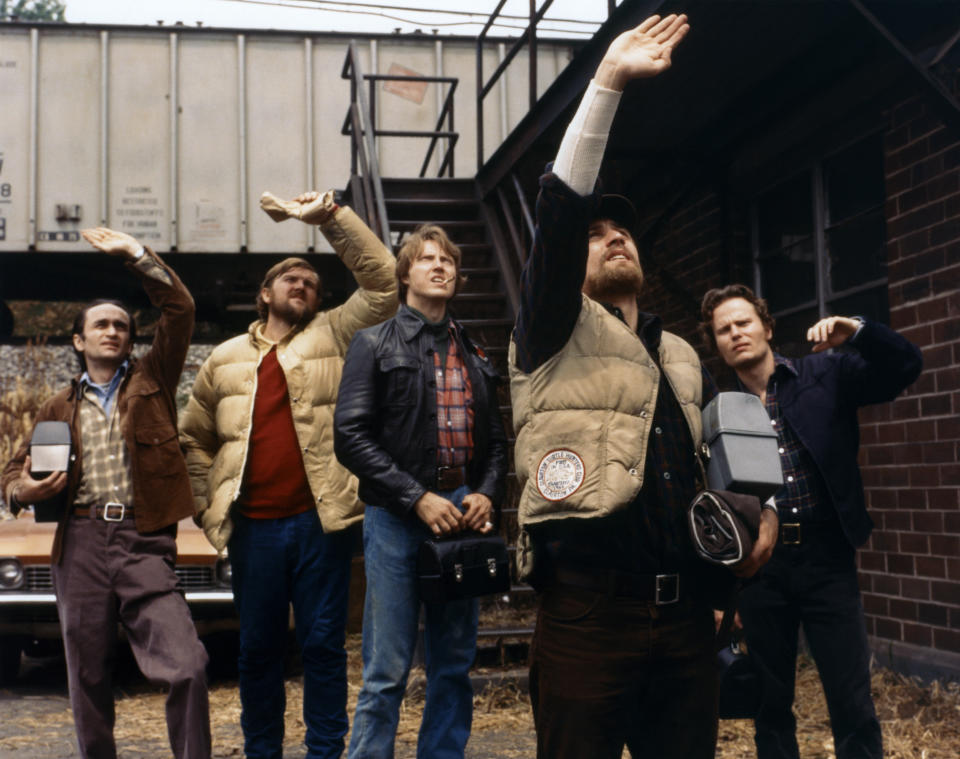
[103,502,125,521]
[782,523,801,545]
[655,574,679,605]
[436,466,461,491]
[436,466,450,490]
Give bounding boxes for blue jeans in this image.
[348,486,478,759]
[228,509,352,759]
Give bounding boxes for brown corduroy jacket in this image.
[1,248,195,563]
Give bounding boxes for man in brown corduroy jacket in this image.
[1,227,210,759]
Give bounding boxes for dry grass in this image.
[114,640,960,758]
[0,637,958,757]
[716,656,960,759]
[0,340,56,472]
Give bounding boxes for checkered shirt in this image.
[765,356,833,522]
[73,380,133,508]
[434,323,475,469]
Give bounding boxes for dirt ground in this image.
[1,635,958,758]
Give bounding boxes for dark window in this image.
[752,133,888,353]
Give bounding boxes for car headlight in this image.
[215,557,232,587]
[0,558,24,589]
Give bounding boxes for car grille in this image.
[176,566,217,589]
[21,565,217,591]
[25,566,53,591]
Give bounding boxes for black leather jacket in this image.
[334,305,508,517]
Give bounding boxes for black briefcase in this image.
[417,533,511,603]
[717,639,762,720]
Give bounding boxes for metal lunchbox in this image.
[29,421,72,522]
[417,533,511,603]
[701,392,783,501]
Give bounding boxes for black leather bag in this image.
[717,638,762,720]
[417,533,511,603]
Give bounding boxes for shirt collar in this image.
[397,303,453,342]
[773,353,798,377]
[600,301,662,351]
[79,360,130,404]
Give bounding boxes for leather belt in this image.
[436,466,467,491]
[73,502,133,521]
[554,566,682,605]
[779,521,837,546]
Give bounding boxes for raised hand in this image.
[259,189,337,225]
[807,316,861,353]
[595,13,690,91]
[80,227,141,259]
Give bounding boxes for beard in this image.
[583,261,645,301]
[269,297,317,328]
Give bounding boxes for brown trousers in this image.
[529,582,718,759]
[52,513,211,759]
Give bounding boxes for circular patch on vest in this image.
[536,449,585,501]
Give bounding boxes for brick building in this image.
[604,1,960,679]
[486,0,959,679]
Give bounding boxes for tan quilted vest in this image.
[508,295,703,527]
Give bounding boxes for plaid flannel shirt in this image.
[434,321,475,468]
[764,356,833,522]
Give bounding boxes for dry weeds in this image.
[0,635,957,757]
[0,340,56,471]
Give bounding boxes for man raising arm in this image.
[2,228,209,759]
[509,14,776,759]
[179,190,397,759]
[700,285,921,759]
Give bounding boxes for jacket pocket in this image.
[134,423,181,478]
[377,354,420,403]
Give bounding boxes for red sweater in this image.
[237,346,315,519]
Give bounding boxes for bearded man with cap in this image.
[508,15,777,759]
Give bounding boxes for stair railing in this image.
[341,42,391,245]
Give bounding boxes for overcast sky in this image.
[64,0,610,37]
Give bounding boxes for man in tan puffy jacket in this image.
[179,190,397,759]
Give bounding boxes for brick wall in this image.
[636,187,729,353]
[634,87,960,676]
[857,92,960,661]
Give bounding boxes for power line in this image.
[217,0,601,34]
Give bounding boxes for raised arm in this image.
[259,190,398,353]
[80,227,195,395]
[808,316,922,405]
[513,14,689,373]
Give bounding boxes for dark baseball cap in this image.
[594,194,640,242]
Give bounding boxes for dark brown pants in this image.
[52,514,211,759]
[529,583,719,759]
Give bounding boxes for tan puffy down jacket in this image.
[509,295,703,527]
[179,206,398,551]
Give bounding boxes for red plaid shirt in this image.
[434,324,475,468]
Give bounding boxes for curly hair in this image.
[699,284,775,351]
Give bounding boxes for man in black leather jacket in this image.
[334,224,507,759]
